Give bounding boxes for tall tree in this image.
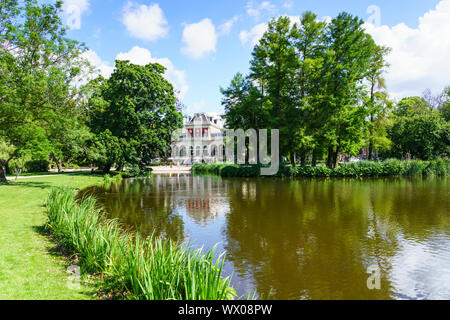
[221,73,269,130]
[0,0,85,182]
[249,16,300,162]
[291,11,327,165]
[319,12,376,168]
[88,60,183,173]
[365,42,391,160]
[388,97,449,159]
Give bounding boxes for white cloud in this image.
[219,16,239,36]
[186,99,207,114]
[239,23,267,46]
[239,16,302,47]
[283,1,294,9]
[246,1,276,20]
[364,0,450,99]
[82,50,114,78]
[61,0,90,30]
[181,19,217,59]
[122,2,169,41]
[116,46,188,99]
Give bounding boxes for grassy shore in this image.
[45,187,237,300]
[0,174,103,299]
[192,159,449,178]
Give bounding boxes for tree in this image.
[88,60,183,173]
[0,0,85,182]
[388,97,449,159]
[249,16,300,163]
[438,86,450,121]
[365,42,391,160]
[221,73,269,130]
[291,11,327,165]
[318,13,376,168]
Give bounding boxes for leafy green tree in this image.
[88,60,183,173]
[291,11,327,165]
[365,42,391,160]
[438,86,450,121]
[0,0,85,182]
[319,13,377,168]
[221,73,269,130]
[388,97,449,159]
[249,16,300,162]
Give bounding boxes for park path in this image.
[6,167,191,180]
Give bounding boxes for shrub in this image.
[25,160,49,172]
[122,165,153,178]
[192,159,449,178]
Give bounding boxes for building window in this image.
[203,146,208,156]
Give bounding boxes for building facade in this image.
[171,113,225,165]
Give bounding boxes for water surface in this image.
[81,175,450,300]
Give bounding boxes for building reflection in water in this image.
[80,175,450,300]
[80,174,229,242]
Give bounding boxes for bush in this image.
[45,187,237,300]
[122,165,153,178]
[192,159,449,178]
[25,160,49,173]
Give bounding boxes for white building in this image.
[171,113,225,165]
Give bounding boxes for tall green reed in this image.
[45,187,237,300]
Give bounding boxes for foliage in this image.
[388,97,449,160]
[87,61,183,173]
[24,160,49,173]
[193,159,449,178]
[222,13,391,168]
[0,0,87,182]
[45,187,237,300]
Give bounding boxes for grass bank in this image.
[44,187,237,300]
[192,158,450,178]
[0,174,103,299]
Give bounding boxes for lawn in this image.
[0,174,103,299]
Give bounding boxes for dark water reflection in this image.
[81,175,450,300]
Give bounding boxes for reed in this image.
[45,187,237,300]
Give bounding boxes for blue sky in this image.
[55,0,449,115]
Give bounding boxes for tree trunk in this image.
[102,164,112,174]
[312,150,317,167]
[0,161,8,183]
[56,159,62,173]
[326,146,334,168]
[300,153,307,167]
[368,141,374,161]
[290,153,296,167]
[332,147,340,169]
[368,113,374,161]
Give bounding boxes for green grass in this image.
[0,174,103,299]
[45,188,238,300]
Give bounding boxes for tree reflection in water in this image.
[79,175,450,300]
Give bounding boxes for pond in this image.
[81,174,450,300]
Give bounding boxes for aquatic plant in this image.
[45,187,237,300]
